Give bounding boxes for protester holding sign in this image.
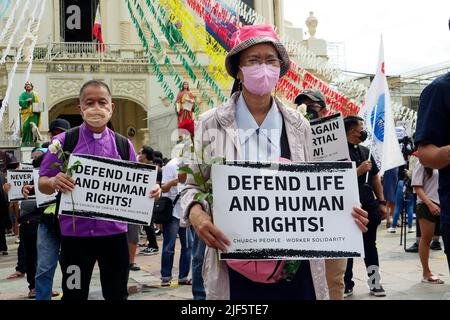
[6,147,47,299]
[181,25,368,300]
[38,80,161,300]
[34,118,70,300]
[343,116,388,298]
[296,89,350,300]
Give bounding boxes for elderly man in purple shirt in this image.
[39,80,161,300]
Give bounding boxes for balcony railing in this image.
[31,42,149,63]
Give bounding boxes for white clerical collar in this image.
[93,133,102,140]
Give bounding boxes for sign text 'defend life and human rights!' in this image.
[212,161,364,260]
[58,154,157,225]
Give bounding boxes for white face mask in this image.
[81,106,112,128]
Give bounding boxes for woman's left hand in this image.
[149,184,162,200]
[352,206,369,233]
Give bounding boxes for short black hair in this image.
[79,80,112,101]
[141,146,154,161]
[344,116,364,133]
[154,150,163,159]
[153,157,163,167]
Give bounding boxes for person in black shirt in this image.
[343,116,388,298]
[415,71,450,272]
[138,146,160,256]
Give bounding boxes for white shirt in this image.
[161,158,183,219]
[235,94,283,162]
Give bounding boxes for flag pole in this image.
[365,99,379,184]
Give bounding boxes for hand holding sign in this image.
[352,206,369,233]
[22,185,35,199]
[3,183,11,194]
[189,203,231,253]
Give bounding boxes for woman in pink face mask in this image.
[181,25,369,301]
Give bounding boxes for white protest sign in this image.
[58,154,157,225]
[309,113,350,161]
[212,161,364,260]
[20,163,34,170]
[6,170,35,201]
[33,169,57,208]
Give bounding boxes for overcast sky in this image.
[283,0,450,75]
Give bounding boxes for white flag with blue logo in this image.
[359,38,404,175]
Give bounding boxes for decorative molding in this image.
[111,79,146,103]
[48,78,85,107]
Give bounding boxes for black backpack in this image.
[63,126,129,160]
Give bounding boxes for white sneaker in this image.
[408,227,416,233]
[387,227,396,233]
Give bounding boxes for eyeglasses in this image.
[243,58,282,67]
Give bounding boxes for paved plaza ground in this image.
[1,220,449,300]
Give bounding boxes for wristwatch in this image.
[378,200,387,206]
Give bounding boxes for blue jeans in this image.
[35,223,61,300]
[191,230,206,300]
[160,217,193,282]
[392,180,415,229]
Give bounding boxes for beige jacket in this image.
[181,92,329,300]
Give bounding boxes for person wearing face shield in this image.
[343,116,388,298]
[294,89,328,121]
[181,24,369,300]
[37,80,162,300]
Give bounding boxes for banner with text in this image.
[309,113,350,161]
[7,169,34,201]
[33,169,57,208]
[212,162,364,260]
[58,154,157,225]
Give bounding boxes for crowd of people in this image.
[0,23,449,301]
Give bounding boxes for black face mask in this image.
[306,107,320,120]
[359,130,368,142]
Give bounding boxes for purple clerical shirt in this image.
[39,122,137,237]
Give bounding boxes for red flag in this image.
[93,5,105,52]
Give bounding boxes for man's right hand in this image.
[50,172,75,194]
[357,160,372,176]
[189,204,231,252]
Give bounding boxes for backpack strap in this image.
[114,133,130,160]
[63,126,80,153]
[280,115,291,160]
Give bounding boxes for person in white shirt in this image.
[159,158,192,286]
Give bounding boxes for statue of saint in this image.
[175,81,195,124]
[19,81,41,147]
[306,11,318,39]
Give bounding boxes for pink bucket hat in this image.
[225,24,291,79]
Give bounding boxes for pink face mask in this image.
[240,64,280,96]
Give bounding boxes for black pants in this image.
[20,222,38,290]
[144,219,158,249]
[441,223,450,272]
[60,233,129,300]
[0,215,7,252]
[345,205,381,289]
